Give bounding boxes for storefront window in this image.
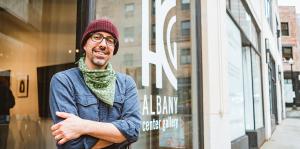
[227,0,263,133]
[227,15,246,140]
[94,0,197,148]
[228,0,260,52]
[228,0,241,23]
[243,46,254,130]
[252,51,264,128]
[284,79,294,103]
[0,0,77,148]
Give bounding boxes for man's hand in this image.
[51,112,87,145]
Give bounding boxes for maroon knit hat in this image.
[81,18,119,55]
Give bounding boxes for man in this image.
[0,78,15,149]
[49,18,141,149]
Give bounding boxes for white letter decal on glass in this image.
[142,0,177,90]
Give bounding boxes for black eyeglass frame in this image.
[89,32,118,46]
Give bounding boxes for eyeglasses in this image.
[90,33,117,46]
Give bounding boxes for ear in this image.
[112,48,115,55]
[83,44,87,52]
[82,38,90,52]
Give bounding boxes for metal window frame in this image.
[75,0,95,61]
[195,0,204,148]
[281,22,289,36]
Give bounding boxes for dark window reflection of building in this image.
[282,47,293,60]
[125,67,144,89]
[152,24,156,40]
[181,20,191,36]
[152,0,156,15]
[180,48,191,65]
[281,22,289,36]
[123,53,133,66]
[124,3,135,17]
[181,0,190,10]
[124,26,135,43]
[178,77,191,114]
[268,57,278,130]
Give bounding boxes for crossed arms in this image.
[49,73,141,149]
[51,111,126,148]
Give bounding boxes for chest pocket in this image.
[108,74,126,122]
[108,93,125,122]
[75,95,99,121]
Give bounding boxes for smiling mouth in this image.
[92,50,106,57]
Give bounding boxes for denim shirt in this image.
[49,68,141,149]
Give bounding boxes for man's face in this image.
[83,31,116,69]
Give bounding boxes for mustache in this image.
[92,48,108,54]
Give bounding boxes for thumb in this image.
[56,111,73,119]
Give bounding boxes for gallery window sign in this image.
[142,0,177,90]
[140,0,179,133]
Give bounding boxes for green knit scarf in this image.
[78,57,116,106]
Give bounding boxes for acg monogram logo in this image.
[142,0,177,90]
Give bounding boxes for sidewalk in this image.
[260,109,300,149]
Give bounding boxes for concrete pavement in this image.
[260,109,300,149]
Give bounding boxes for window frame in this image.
[181,0,190,10]
[124,3,135,17]
[282,46,293,60]
[181,20,191,36]
[281,22,289,36]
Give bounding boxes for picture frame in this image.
[17,75,29,98]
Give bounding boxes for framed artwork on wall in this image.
[17,75,29,98]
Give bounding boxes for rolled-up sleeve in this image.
[111,75,141,143]
[49,73,96,149]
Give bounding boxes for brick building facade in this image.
[279,6,300,106]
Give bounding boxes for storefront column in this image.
[201,0,231,149]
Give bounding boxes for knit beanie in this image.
[81,18,119,55]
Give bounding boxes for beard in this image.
[92,57,107,67]
[90,48,108,67]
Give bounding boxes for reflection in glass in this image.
[0,0,77,148]
[243,47,254,130]
[95,0,195,148]
[252,51,264,128]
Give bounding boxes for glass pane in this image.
[124,26,135,43]
[182,0,190,4]
[251,22,259,51]
[226,15,246,140]
[181,0,190,10]
[181,20,191,36]
[125,3,135,17]
[252,51,264,128]
[284,79,294,103]
[242,47,254,130]
[125,3,135,12]
[0,0,77,148]
[239,4,252,41]
[94,0,197,148]
[230,0,240,23]
[264,0,272,27]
